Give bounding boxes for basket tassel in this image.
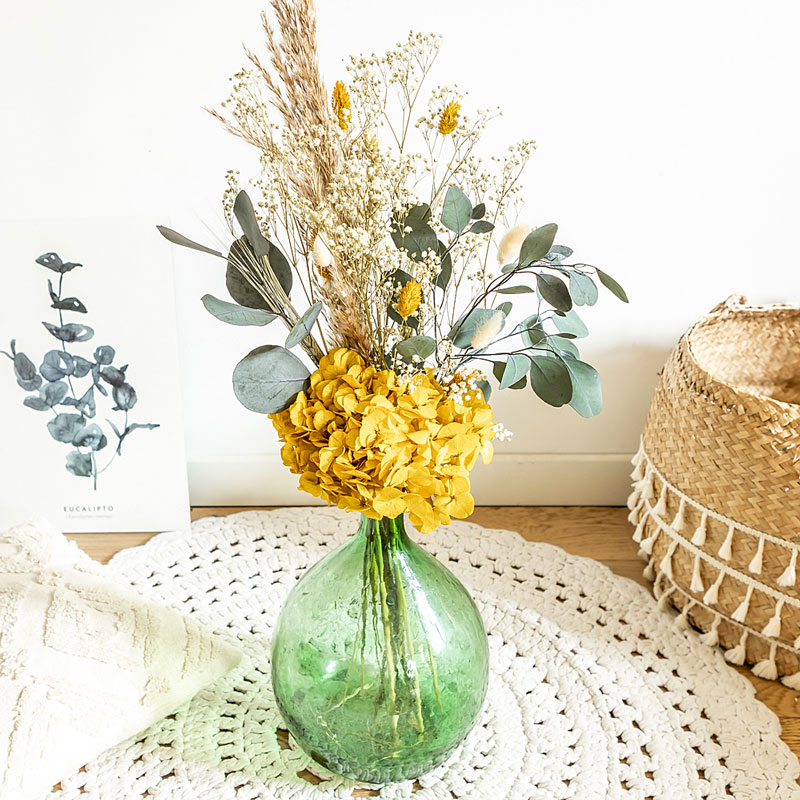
[671,498,687,533]
[703,569,725,606]
[748,536,765,575]
[762,598,784,639]
[718,524,735,561]
[691,511,708,547]
[643,558,655,582]
[690,553,704,594]
[653,483,668,518]
[781,670,800,691]
[630,448,645,481]
[627,501,643,525]
[640,528,659,556]
[658,584,677,611]
[674,600,694,631]
[731,584,755,623]
[752,642,779,681]
[626,484,641,511]
[724,630,749,666]
[699,614,722,647]
[632,516,646,543]
[777,549,798,588]
[641,466,655,503]
[659,540,679,580]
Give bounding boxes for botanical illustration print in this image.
[2,252,159,489]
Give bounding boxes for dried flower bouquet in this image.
[159,0,627,782]
[159,4,625,531]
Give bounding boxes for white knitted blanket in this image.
[47,508,800,799]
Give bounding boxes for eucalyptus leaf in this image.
[266,239,293,297]
[387,306,419,330]
[226,237,272,310]
[65,451,93,478]
[23,396,50,411]
[496,284,534,295]
[435,240,452,289]
[156,226,223,257]
[52,295,87,313]
[391,204,437,261]
[553,309,589,338]
[232,345,311,413]
[468,220,494,234]
[202,294,279,327]
[36,253,82,273]
[441,186,472,234]
[476,379,492,401]
[389,268,414,287]
[94,346,115,365]
[42,381,69,407]
[471,202,486,219]
[500,354,530,390]
[448,308,505,348]
[596,269,629,303]
[286,302,323,348]
[76,386,96,418]
[496,301,513,316]
[112,383,137,411]
[529,356,573,407]
[519,224,558,265]
[569,272,599,306]
[72,356,93,378]
[13,349,41,391]
[520,315,546,347]
[73,423,107,450]
[546,244,574,262]
[563,357,603,417]
[100,365,127,388]
[536,273,572,312]
[233,190,270,259]
[395,335,436,362]
[40,350,74,382]
[42,322,95,343]
[534,335,580,359]
[47,413,86,443]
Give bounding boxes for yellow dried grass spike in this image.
[397,279,422,319]
[332,80,351,131]
[438,101,460,135]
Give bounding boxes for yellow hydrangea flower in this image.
[270,348,495,533]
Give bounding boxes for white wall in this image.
[3,0,799,505]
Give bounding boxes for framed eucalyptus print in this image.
[0,219,190,532]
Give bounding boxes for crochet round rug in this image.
[51,508,800,800]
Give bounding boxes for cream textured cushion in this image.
[0,520,242,800]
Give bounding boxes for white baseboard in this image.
[188,452,634,506]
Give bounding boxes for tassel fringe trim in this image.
[629,441,800,684]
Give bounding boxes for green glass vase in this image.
[270,512,489,784]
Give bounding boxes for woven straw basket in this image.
[629,295,800,686]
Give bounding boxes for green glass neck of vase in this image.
[356,512,410,551]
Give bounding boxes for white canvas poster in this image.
[0,219,190,532]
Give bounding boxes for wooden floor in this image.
[66,505,800,770]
